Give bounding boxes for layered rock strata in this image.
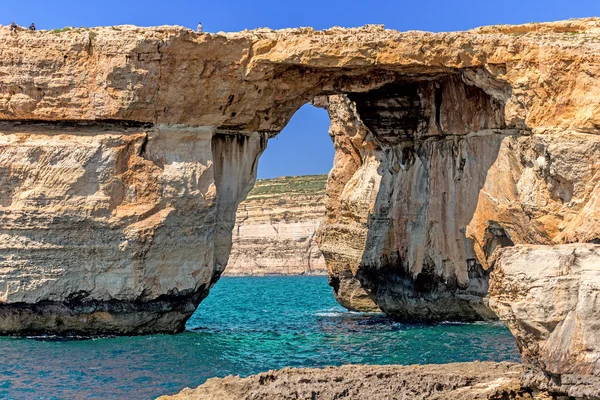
[158,362,547,400]
[224,175,327,276]
[1,18,599,397]
[490,244,600,399]
[0,16,596,358]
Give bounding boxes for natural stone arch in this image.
[209,65,514,319]
[0,22,599,336]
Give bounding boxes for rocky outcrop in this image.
[318,92,508,319]
[157,362,547,400]
[0,123,265,334]
[489,244,600,399]
[225,175,327,276]
[323,107,600,320]
[0,19,599,344]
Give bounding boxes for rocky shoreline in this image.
[158,362,550,400]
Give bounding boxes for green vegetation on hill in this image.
[248,174,327,197]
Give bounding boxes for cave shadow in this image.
[321,73,519,322]
[210,66,522,325]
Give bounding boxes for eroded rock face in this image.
[323,113,600,320]
[319,84,510,320]
[225,175,327,276]
[157,362,546,400]
[489,244,600,399]
[467,135,600,270]
[0,20,600,339]
[0,123,265,334]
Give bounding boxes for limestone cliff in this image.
[0,123,265,334]
[224,175,327,276]
[0,19,600,396]
[490,244,600,399]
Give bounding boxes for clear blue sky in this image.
[4,1,599,178]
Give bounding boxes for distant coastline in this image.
[224,175,328,276]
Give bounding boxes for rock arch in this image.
[0,22,598,338]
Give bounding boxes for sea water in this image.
[0,276,519,399]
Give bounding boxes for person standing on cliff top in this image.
[29,23,35,31]
[9,22,17,33]
[197,22,203,33]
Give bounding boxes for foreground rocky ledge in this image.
[157,362,552,400]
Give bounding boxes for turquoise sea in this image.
[0,276,520,399]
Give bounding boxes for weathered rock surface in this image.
[157,362,548,400]
[225,175,327,276]
[318,93,508,319]
[324,119,600,320]
[489,244,600,399]
[0,19,598,350]
[0,123,265,334]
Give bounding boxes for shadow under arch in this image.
[313,73,519,321]
[212,67,526,322]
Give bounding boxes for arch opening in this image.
[211,69,517,321]
[223,103,334,277]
